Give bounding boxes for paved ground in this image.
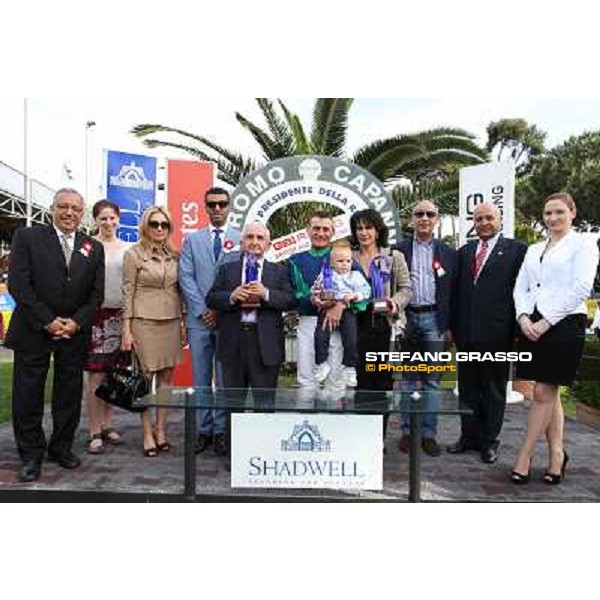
[0,398,598,502]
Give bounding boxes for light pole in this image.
[24,98,31,227]
[85,120,96,202]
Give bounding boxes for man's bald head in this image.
[474,202,502,241]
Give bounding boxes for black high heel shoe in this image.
[543,450,569,485]
[157,440,172,453]
[510,470,531,485]
[510,458,532,485]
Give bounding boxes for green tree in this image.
[392,174,461,219]
[518,131,600,230]
[486,118,547,176]
[132,99,487,233]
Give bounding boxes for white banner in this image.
[231,414,383,490]
[266,215,351,263]
[459,162,516,247]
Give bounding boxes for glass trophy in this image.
[320,264,337,302]
[371,261,390,314]
[242,253,262,309]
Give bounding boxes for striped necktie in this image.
[61,234,73,267]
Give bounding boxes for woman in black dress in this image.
[511,193,599,485]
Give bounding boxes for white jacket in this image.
[514,231,599,326]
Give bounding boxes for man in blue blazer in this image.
[395,200,457,457]
[179,187,240,457]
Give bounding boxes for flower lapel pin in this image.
[223,239,240,254]
[79,241,93,258]
[433,260,446,278]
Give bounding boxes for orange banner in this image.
[167,160,215,249]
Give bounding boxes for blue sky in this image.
[2,99,600,196]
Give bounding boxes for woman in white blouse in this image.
[84,201,130,454]
[511,193,599,485]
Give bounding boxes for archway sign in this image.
[229,156,401,262]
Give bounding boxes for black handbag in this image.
[95,351,150,413]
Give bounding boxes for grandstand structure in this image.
[0,160,54,256]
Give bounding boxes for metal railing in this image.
[0,160,56,229]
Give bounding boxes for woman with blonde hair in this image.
[512,193,599,485]
[121,207,184,457]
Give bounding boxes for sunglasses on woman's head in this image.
[148,220,171,230]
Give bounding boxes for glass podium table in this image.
[135,387,471,503]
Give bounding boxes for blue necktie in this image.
[213,229,223,261]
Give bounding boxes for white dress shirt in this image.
[54,226,75,251]
[514,231,599,326]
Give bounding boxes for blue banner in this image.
[105,150,157,242]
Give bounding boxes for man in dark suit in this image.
[396,200,457,457]
[6,189,104,482]
[206,222,295,463]
[207,222,295,389]
[449,202,527,464]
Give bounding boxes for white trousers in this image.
[297,316,345,392]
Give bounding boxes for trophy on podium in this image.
[320,264,337,303]
[242,253,262,309]
[370,261,390,314]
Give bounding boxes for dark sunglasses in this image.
[206,201,229,209]
[148,220,171,231]
[413,211,438,219]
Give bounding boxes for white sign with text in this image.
[231,414,383,490]
[459,162,516,247]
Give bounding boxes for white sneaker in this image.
[315,363,331,384]
[344,367,358,388]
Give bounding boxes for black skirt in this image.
[516,310,587,387]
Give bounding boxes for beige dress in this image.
[122,244,183,373]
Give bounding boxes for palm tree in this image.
[131,99,488,232]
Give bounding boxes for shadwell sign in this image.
[232,414,383,490]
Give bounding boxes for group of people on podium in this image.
[5,186,597,487]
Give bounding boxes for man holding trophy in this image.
[206,222,295,392]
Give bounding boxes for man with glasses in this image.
[6,189,105,482]
[395,200,457,457]
[179,187,240,457]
